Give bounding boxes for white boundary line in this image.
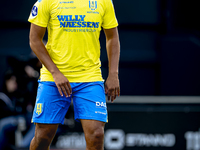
[107,96,200,104]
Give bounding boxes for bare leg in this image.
[29,123,58,150]
[81,119,105,150]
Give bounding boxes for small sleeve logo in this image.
[32,6,38,17]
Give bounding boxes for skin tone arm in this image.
[29,23,72,97]
[104,27,120,103]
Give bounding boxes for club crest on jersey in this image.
[32,6,38,17]
[35,103,43,116]
[89,0,97,11]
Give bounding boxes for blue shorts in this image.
[32,81,107,124]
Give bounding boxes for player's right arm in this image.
[29,23,72,97]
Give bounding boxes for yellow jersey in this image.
[28,0,118,82]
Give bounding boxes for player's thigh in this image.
[35,123,59,141]
[81,119,105,138]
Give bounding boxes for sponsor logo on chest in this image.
[57,15,99,28]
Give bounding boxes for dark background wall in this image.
[0,0,200,96]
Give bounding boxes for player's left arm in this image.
[104,27,120,103]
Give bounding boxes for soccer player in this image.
[28,0,120,149]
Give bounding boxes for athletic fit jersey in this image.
[28,0,118,82]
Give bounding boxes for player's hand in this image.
[52,71,72,97]
[105,73,120,103]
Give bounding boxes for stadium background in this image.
[0,0,200,150]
